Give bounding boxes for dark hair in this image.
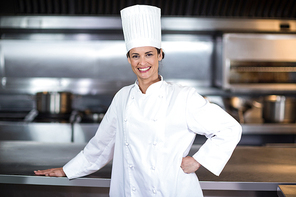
[126,47,165,59]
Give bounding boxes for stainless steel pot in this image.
[262,95,296,123]
[223,97,253,123]
[36,92,72,114]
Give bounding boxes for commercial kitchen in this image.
[0,0,296,196]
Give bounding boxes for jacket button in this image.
[151,166,155,170]
[152,188,156,194]
[129,164,133,169]
[125,142,129,146]
[132,187,136,191]
[153,142,157,146]
[124,119,127,122]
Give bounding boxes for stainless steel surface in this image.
[222,33,296,92]
[0,44,4,77]
[0,122,99,143]
[163,18,296,32]
[0,141,110,177]
[1,16,296,32]
[2,121,296,144]
[36,92,72,114]
[241,124,296,135]
[0,78,132,95]
[0,142,296,192]
[0,174,110,187]
[0,122,73,142]
[0,16,121,30]
[262,96,296,123]
[73,123,98,143]
[224,34,296,61]
[0,34,213,95]
[0,175,288,191]
[221,84,296,93]
[277,185,296,197]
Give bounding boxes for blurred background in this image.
[0,0,296,145]
[0,1,296,196]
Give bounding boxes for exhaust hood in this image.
[0,0,296,33]
[1,0,295,19]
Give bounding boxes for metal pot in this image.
[36,92,72,114]
[262,95,296,123]
[223,97,253,123]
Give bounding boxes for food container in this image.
[36,92,72,114]
[262,95,296,123]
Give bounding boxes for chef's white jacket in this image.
[63,78,242,197]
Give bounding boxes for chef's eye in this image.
[132,54,139,59]
[146,53,153,57]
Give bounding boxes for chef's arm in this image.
[62,99,118,179]
[61,89,126,180]
[33,102,117,179]
[192,122,241,176]
[34,100,117,179]
[186,89,242,176]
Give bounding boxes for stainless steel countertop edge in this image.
[1,174,295,191]
[200,181,296,191]
[0,174,110,187]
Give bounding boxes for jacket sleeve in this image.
[185,88,242,176]
[63,93,119,179]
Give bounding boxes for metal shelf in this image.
[242,123,296,134]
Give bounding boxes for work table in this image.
[0,141,296,195]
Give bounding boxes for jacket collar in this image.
[134,75,164,95]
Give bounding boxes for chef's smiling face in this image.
[128,46,162,83]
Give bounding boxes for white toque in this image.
[120,5,161,52]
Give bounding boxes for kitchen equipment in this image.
[79,109,105,123]
[262,95,296,123]
[223,97,253,123]
[220,34,296,92]
[36,92,72,114]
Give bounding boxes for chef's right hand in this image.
[34,167,66,177]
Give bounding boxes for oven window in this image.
[229,61,296,84]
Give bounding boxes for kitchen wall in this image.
[1,15,296,145]
[0,33,215,111]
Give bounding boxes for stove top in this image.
[0,110,72,123]
[0,109,104,123]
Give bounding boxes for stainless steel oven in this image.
[222,33,296,92]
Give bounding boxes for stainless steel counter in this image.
[1,122,296,142]
[0,141,296,195]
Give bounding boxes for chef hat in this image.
[120,5,161,52]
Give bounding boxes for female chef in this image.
[34,5,242,196]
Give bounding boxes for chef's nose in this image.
[139,57,147,66]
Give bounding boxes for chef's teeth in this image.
[139,67,150,71]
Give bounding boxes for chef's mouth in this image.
[138,67,151,72]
